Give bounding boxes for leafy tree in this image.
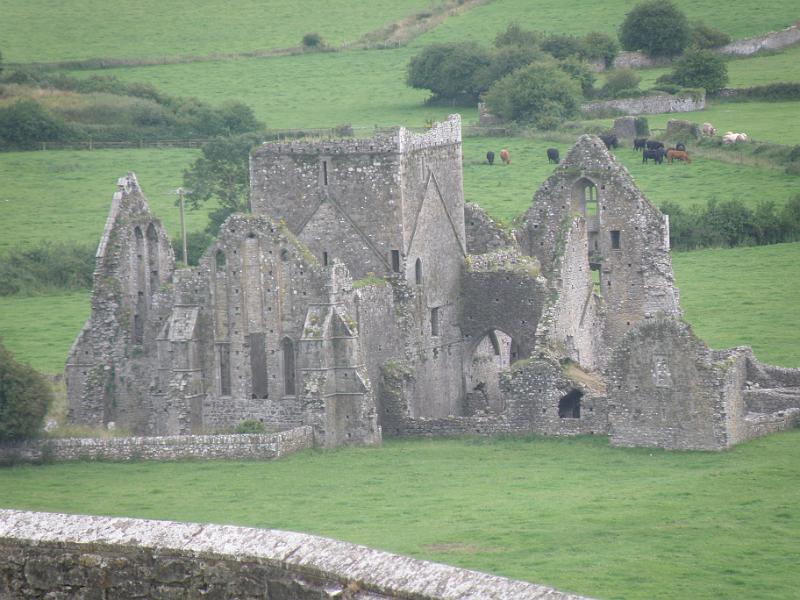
[669,47,728,92]
[540,34,583,59]
[472,44,545,96]
[558,56,596,96]
[580,32,620,67]
[183,133,263,233]
[601,68,642,98]
[406,42,491,100]
[493,23,539,49]
[690,22,731,49]
[482,60,582,128]
[619,0,691,57]
[0,100,74,149]
[0,340,53,442]
[302,32,324,48]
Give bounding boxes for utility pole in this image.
[177,187,188,264]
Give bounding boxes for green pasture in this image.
[69,49,477,130]
[673,243,800,367]
[1,432,799,600]
[413,0,800,47]
[0,0,433,63]
[633,45,800,90]
[460,135,799,224]
[0,291,89,374]
[0,148,204,252]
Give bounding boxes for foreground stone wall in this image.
[0,427,313,464]
[581,92,705,117]
[0,510,591,599]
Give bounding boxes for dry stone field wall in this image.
[0,510,592,600]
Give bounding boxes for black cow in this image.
[600,134,618,149]
[676,142,686,151]
[633,138,647,152]
[547,148,560,164]
[486,151,495,165]
[646,140,664,150]
[642,148,666,164]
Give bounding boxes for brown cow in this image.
[500,148,510,165]
[667,149,691,164]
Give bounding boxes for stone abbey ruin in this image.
[66,115,800,451]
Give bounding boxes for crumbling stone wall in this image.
[0,510,592,600]
[464,203,515,255]
[581,92,705,117]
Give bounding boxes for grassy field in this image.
[0,0,434,63]
[461,135,799,224]
[673,243,800,367]
[0,291,90,374]
[411,0,800,46]
[1,432,799,599]
[0,148,205,252]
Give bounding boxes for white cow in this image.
[722,131,748,144]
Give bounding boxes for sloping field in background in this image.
[68,49,477,130]
[412,0,799,47]
[0,148,203,252]
[1,433,799,600]
[0,0,434,63]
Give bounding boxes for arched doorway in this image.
[466,329,516,414]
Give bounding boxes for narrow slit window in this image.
[322,160,328,186]
[219,345,231,396]
[323,251,329,266]
[391,250,400,273]
[415,258,422,285]
[611,230,621,250]
[282,337,296,396]
[431,307,440,337]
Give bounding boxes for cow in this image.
[702,122,716,136]
[643,148,665,164]
[667,149,691,164]
[633,138,647,152]
[500,149,510,164]
[486,151,495,165]
[645,140,664,151]
[600,134,618,149]
[676,142,686,152]
[547,148,559,164]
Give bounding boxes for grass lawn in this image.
[0,291,89,374]
[1,433,799,600]
[0,0,433,63]
[412,0,800,47]
[0,148,205,252]
[673,242,800,367]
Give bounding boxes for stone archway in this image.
[465,329,517,414]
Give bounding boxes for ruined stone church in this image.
[66,115,800,450]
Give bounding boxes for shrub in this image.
[634,116,650,137]
[558,57,597,96]
[493,23,539,49]
[472,44,544,96]
[651,82,682,94]
[540,34,584,60]
[483,60,582,128]
[234,419,266,434]
[619,0,691,57]
[669,47,728,92]
[171,231,214,266]
[406,42,491,100]
[580,31,620,67]
[302,32,323,48]
[0,241,94,296]
[0,340,54,442]
[726,82,800,102]
[690,22,731,49]
[0,99,74,149]
[601,68,641,98]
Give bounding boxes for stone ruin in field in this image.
[66,115,800,450]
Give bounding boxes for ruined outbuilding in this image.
[67,116,800,450]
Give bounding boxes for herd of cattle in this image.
[485,122,748,168]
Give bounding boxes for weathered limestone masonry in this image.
[0,510,592,600]
[581,91,705,117]
[0,427,312,464]
[68,118,800,451]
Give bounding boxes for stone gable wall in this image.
[0,510,591,600]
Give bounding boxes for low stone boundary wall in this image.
[0,426,313,464]
[718,23,800,56]
[582,92,705,117]
[0,510,592,599]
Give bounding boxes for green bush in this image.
[0,100,75,149]
[540,34,583,59]
[690,22,731,49]
[483,60,582,128]
[234,419,266,434]
[472,44,544,96]
[619,0,691,57]
[557,56,597,96]
[0,340,54,442]
[302,32,323,48]
[171,231,215,266]
[0,241,95,296]
[634,116,650,137]
[493,23,539,49]
[669,47,728,93]
[651,82,682,94]
[601,68,641,98]
[580,31,620,67]
[406,42,491,101]
[724,82,800,102]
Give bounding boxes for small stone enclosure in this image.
[66,115,800,451]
